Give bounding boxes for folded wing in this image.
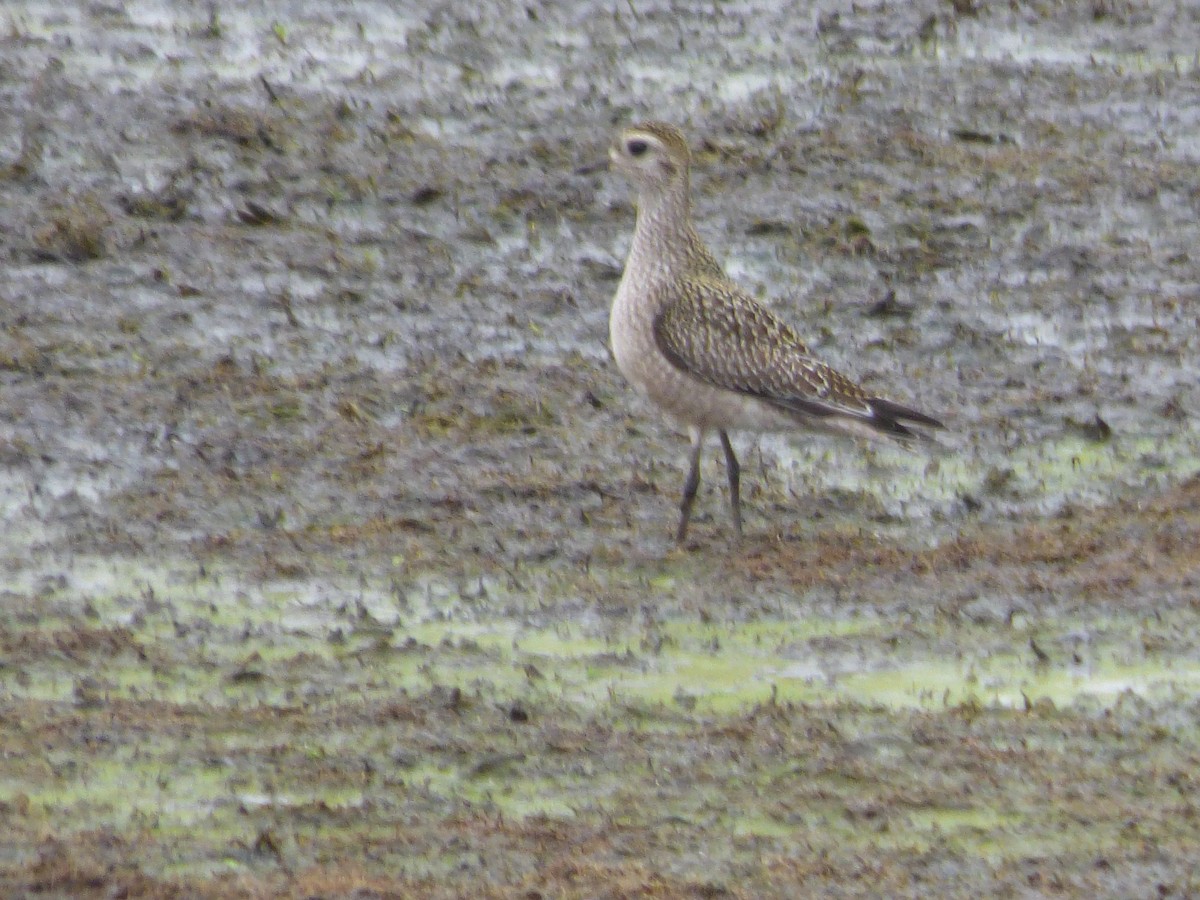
[653,276,943,439]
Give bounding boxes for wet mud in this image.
[3,0,1200,896]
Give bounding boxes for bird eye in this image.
[627,139,649,157]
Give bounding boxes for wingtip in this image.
[867,397,946,439]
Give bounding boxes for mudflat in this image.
[2,2,1200,896]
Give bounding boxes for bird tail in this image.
[866,397,945,442]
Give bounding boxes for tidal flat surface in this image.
[3,0,1200,896]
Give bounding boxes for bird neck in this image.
[629,177,696,275]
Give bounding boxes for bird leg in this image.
[677,426,705,543]
[718,430,742,539]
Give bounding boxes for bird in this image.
[607,121,944,542]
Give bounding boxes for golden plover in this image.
[608,121,943,542]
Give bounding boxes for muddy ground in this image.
[3,0,1200,896]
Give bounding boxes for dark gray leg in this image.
[718,430,742,539]
[677,426,705,543]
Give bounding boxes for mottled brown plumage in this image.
[652,275,941,438]
[608,121,943,541]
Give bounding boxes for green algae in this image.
[772,425,1200,530]
[7,551,1200,883]
[9,555,1200,721]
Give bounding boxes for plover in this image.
[608,121,943,542]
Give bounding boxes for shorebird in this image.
[608,121,943,542]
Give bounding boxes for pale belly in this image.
[609,283,799,434]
